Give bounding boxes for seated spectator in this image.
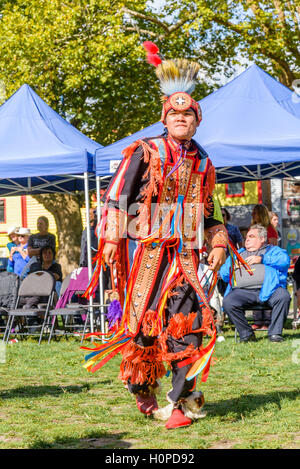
[29,245,62,287]
[292,256,300,325]
[251,204,279,328]
[269,211,282,247]
[22,246,62,332]
[220,224,290,343]
[6,226,20,273]
[7,228,31,276]
[27,216,56,258]
[221,208,244,250]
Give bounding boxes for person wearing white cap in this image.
[6,226,20,273]
[8,227,31,276]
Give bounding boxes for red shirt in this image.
[267,224,278,242]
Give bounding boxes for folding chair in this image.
[3,271,55,344]
[0,272,20,338]
[47,270,101,344]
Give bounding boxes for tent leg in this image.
[84,171,94,334]
[96,176,106,339]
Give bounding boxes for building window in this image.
[0,200,5,223]
[225,182,245,198]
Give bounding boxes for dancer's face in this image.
[165,109,199,142]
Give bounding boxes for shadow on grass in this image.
[206,389,299,420]
[0,383,91,399]
[28,431,132,449]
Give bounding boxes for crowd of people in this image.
[6,217,61,284]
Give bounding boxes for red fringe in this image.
[122,140,141,159]
[200,307,214,336]
[167,274,185,299]
[141,309,162,337]
[166,312,199,339]
[119,339,166,386]
[159,333,196,366]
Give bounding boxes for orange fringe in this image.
[119,339,166,386]
[141,309,162,337]
[200,307,214,336]
[159,333,196,366]
[167,274,185,299]
[158,311,205,366]
[166,312,198,340]
[121,140,141,159]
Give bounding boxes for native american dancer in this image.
[81,44,244,429]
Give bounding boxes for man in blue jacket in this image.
[220,224,290,342]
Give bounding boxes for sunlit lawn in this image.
[0,325,299,449]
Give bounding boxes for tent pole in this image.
[96,176,105,337]
[84,171,94,333]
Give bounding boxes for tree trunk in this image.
[261,180,272,210]
[32,193,83,278]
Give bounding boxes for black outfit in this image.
[28,233,56,252]
[29,261,62,282]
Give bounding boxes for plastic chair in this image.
[3,271,55,344]
[47,269,100,343]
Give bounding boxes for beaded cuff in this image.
[104,208,127,244]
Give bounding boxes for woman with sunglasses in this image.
[7,227,31,276]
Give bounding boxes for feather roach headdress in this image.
[143,42,202,123]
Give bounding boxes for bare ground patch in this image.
[209,439,239,449]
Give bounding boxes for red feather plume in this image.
[146,53,162,67]
[143,41,159,54]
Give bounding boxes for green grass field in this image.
[0,327,299,449]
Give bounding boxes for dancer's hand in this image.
[207,247,226,271]
[103,242,118,265]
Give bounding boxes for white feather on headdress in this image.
[155,59,200,97]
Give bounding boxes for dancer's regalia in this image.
[82,44,230,427]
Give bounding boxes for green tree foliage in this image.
[0,0,298,143]
[125,0,299,88]
[0,0,212,145]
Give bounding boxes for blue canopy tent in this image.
[95,64,300,183]
[0,84,104,333]
[0,84,102,195]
